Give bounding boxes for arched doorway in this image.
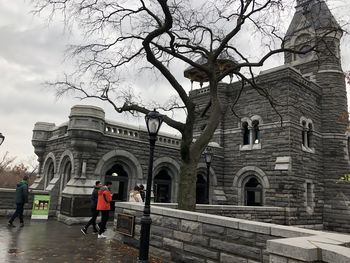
[61,160,72,190]
[105,164,129,210]
[153,169,172,203]
[244,177,262,206]
[46,161,55,188]
[196,173,208,204]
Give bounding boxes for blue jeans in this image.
[9,203,25,223]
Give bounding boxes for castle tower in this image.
[284,0,347,146]
[285,0,350,229]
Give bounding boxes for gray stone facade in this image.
[31,0,350,232]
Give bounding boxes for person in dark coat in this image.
[139,184,145,202]
[81,180,102,235]
[8,175,29,227]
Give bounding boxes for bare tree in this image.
[0,152,16,173]
[0,152,38,188]
[32,0,345,210]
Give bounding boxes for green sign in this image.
[31,195,50,219]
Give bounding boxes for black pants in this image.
[9,203,25,224]
[84,208,99,231]
[98,210,109,235]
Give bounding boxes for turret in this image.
[284,0,346,134]
[284,0,343,77]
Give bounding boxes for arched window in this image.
[62,161,72,188]
[252,120,260,144]
[196,174,208,204]
[240,117,262,151]
[46,162,54,187]
[302,120,307,147]
[307,123,313,148]
[154,170,172,203]
[244,177,262,206]
[242,122,250,145]
[301,118,314,152]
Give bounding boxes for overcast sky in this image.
[0,0,350,166]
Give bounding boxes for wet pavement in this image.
[0,217,160,263]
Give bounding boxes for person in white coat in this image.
[129,185,142,202]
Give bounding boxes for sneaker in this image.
[97,234,106,239]
[20,223,24,227]
[81,228,87,235]
[7,222,15,228]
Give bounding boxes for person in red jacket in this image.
[96,181,112,238]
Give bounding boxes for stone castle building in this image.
[31,0,350,231]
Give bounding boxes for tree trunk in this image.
[177,89,222,210]
[177,158,200,211]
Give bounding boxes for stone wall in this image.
[114,203,350,263]
[153,204,287,225]
[0,188,53,217]
[323,181,350,233]
[197,205,287,225]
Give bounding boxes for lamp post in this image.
[203,146,213,204]
[138,109,163,263]
[0,133,5,146]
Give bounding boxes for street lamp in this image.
[203,146,213,204]
[0,133,5,146]
[138,109,163,263]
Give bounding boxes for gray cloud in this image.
[0,0,350,165]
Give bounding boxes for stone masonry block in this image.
[173,230,192,242]
[191,235,209,247]
[184,244,219,260]
[238,221,271,235]
[150,214,163,225]
[210,238,261,260]
[181,220,202,234]
[162,217,180,229]
[220,253,248,263]
[172,251,205,263]
[202,224,226,238]
[151,225,173,238]
[269,254,288,263]
[150,235,163,247]
[163,237,183,250]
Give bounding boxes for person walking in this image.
[8,175,29,227]
[139,184,145,202]
[81,180,102,235]
[96,181,112,239]
[129,185,142,202]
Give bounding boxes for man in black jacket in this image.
[81,180,101,235]
[139,184,145,202]
[8,175,29,227]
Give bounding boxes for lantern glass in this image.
[145,110,163,136]
[0,133,4,146]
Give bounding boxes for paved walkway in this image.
[0,218,161,263]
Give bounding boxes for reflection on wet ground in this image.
[0,217,150,263]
